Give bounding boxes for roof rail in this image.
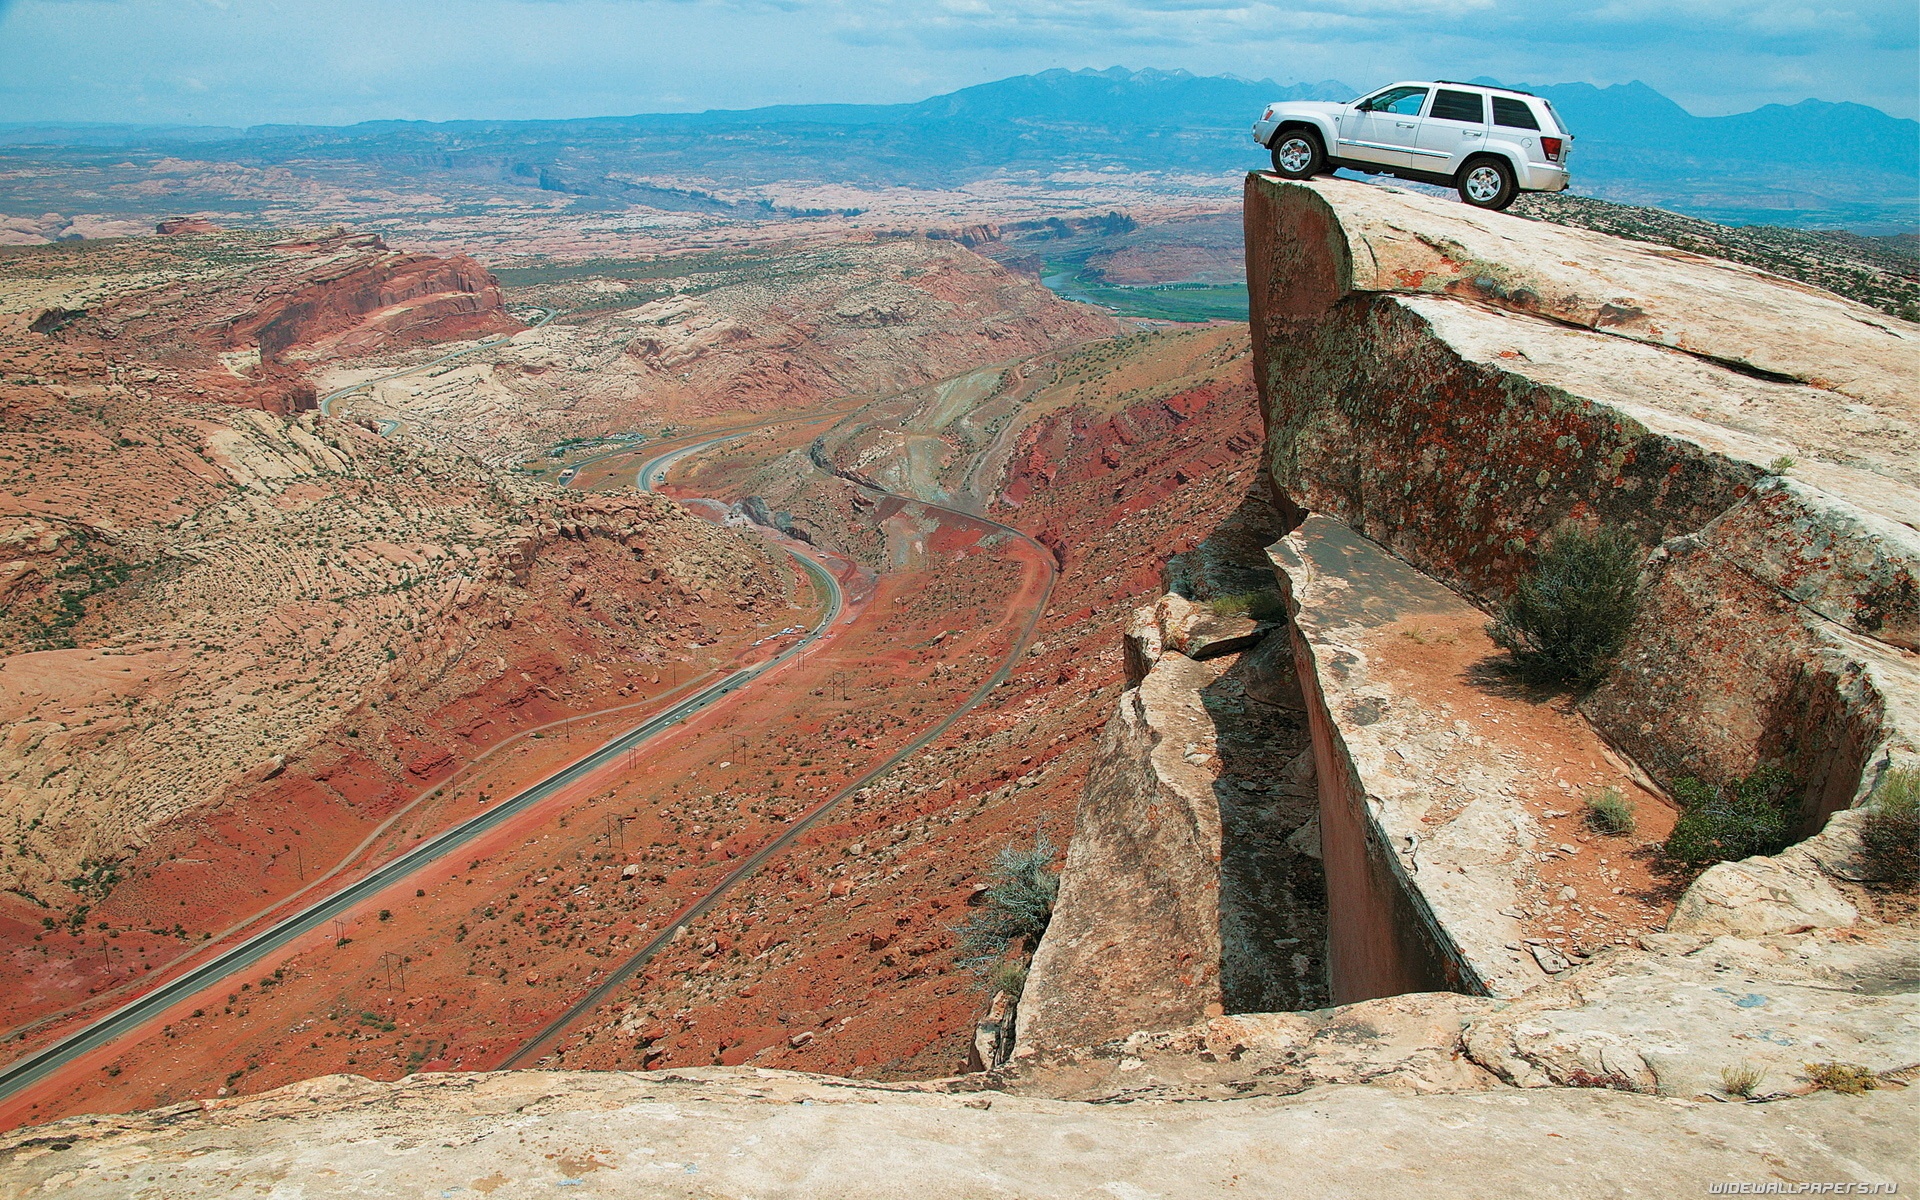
[1435,80,1538,97]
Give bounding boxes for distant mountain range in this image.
[2,68,1914,232]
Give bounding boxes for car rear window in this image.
[1492,97,1541,130]
[1430,89,1486,123]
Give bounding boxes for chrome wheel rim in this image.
[1464,165,1504,203]
[1276,137,1314,174]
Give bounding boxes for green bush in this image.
[1489,526,1643,688]
[1663,768,1798,864]
[1859,767,1920,887]
[1209,590,1288,623]
[1584,787,1637,836]
[955,835,1059,978]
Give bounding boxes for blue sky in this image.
[1,0,1915,125]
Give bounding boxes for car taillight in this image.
[1262,106,1276,120]
[1541,136,1564,162]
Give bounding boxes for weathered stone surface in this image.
[1019,651,1230,1052]
[1463,928,1920,1099]
[1238,623,1306,709]
[1271,514,1682,1001]
[1583,529,1920,832]
[1668,851,1861,937]
[1122,601,1163,687]
[1022,624,1321,1051]
[1246,174,1919,412]
[1155,591,1264,659]
[1002,992,1502,1102]
[965,989,1017,1072]
[3,1067,1909,1198]
[1700,477,1920,651]
[1245,172,1920,837]
[1795,807,1885,883]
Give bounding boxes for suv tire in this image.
[1458,157,1517,210]
[1269,129,1325,180]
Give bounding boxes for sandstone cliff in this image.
[1021,177,1916,1087]
[1244,175,1918,834]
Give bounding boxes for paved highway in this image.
[503,466,1058,1066]
[0,460,844,1105]
[0,383,1042,1100]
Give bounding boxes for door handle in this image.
[1396,121,1415,128]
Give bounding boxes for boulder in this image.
[1463,929,1920,1099]
[1668,852,1859,937]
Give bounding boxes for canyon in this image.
[0,174,1913,1195]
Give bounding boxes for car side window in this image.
[1492,97,1541,130]
[1430,89,1486,123]
[1362,87,1429,116]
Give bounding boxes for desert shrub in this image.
[1804,1061,1878,1095]
[1584,787,1637,836]
[1859,767,1920,887]
[1663,768,1797,864]
[1489,526,1643,688]
[954,835,1059,979]
[987,960,1029,999]
[1209,590,1288,623]
[1720,1063,1765,1098]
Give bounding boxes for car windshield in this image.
[1541,100,1568,135]
[1360,86,1429,116]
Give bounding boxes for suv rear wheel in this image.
[1269,129,1325,180]
[1458,157,1517,210]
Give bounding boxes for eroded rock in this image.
[1668,851,1861,937]
[1,1067,1909,1199]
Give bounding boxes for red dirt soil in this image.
[0,325,1266,1123]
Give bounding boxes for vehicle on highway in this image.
[1251,81,1572,210]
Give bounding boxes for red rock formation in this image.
[12,229,518,416]
[155,217,218,236]
[223,242,516,363]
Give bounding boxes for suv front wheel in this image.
[1269,129,1325,180]
[1458,157,1517,210]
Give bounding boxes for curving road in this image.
[503,454,1058,1067]
[0,358,1053,1103]
[0,452,845,1106]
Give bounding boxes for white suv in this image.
[1251,81,1572,210]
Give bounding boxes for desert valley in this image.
[0,61,1915,1197]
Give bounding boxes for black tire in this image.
[1457,156,1518,210]
[1268,128,1325,180]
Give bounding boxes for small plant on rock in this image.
[1209,590,1288,623]
[1804,1061,1878,1095]
[1859,767,1920,888]
[1720,1063,1765,1099]
[987,960,1029,999]
[1489,525,1643,688]
[954,834,1059,984]
[1663,768,1798,865]
[1584,787,1637,836]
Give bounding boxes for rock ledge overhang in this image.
[1244,173,1920,824]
